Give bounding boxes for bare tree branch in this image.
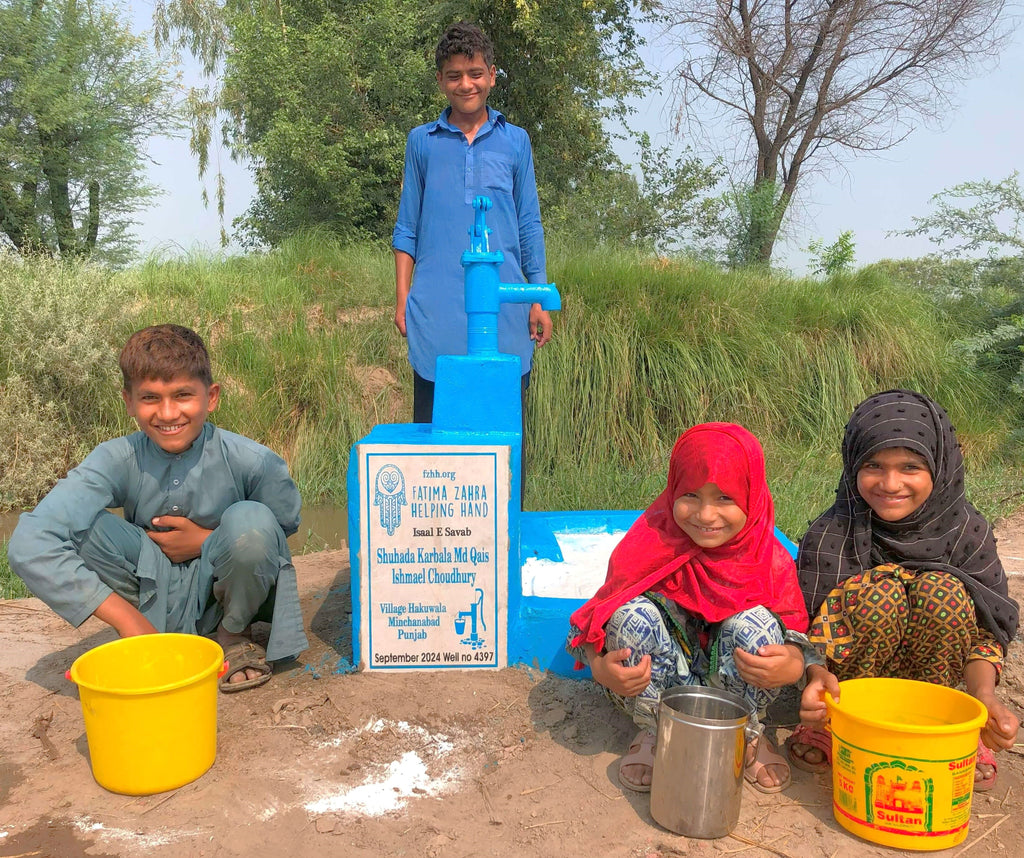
[661,0,1011,262]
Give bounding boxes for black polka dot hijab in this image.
[798,389,1019,649]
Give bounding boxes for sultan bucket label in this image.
[830,730,977,849]
[358,444,509,672]
[825,678,987,850]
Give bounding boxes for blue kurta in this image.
[8,423,308,662]
[392,106,547,381]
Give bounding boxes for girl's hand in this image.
[977,694,1020,751]
[589,647,652,697]
[733,644,804,688]
[965,660,1019,751]
[800,664,839,726]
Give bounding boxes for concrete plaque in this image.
[358,444,509,671]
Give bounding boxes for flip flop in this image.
[618,729,656,792]
[786,724,833,774]
[975,738,998,792]
[745,735,792,794]
[220,640,273,693]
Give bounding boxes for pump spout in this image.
[497,282,561,312]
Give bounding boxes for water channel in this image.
[0,504,349,555]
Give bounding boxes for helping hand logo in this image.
[373,464,407,535]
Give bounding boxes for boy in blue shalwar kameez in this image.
[392,21,551,425]
[8,324,308,691]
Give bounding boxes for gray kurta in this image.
[8,423,308,662]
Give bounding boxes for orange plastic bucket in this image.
[825,677,987,851]
[68,634,225,795]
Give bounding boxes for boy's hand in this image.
[394,250,412,337]
[589,647,651,697]
[800,664,840,727]
[93,592,158,638]
[734,643,804,689]
[148,516,213,563]
[529,304,552,347]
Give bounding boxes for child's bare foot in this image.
[217,625,272,691]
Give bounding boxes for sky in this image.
[129,8,1024,273]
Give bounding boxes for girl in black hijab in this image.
[790,390,1019,790]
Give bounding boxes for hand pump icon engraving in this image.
[455,588,486,650]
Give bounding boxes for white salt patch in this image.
[521,530,624,598]
[305,750,459,816]
[316,718,452,753]
[303,718,461,817]
[75,818,196,848]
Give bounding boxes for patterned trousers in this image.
[808,565,999,686]
[567,596,785,731]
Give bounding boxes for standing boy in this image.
[392,21,552,426]
[8,325,308,691]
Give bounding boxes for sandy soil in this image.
[3,518,1024,858]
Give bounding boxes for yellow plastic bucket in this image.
[825,677,987,851]
[68,633,225,795]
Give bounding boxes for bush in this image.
[869,256,1024,391]
[0,376,77,509]
[0,256,130,510]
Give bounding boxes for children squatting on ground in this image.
[790,389,1020,790]
[566,423,820,793]
[8,324,308,691]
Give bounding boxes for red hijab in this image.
[570,423,807,655]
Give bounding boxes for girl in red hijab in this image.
[567,423,813,793]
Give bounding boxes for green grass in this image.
[0,540,31,600]
[3,234,1024,551]
[527,249,1022,536]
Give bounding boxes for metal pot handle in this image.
[744,721,762,746]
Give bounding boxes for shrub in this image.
[0,256,129,509]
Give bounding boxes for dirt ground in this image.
[4,517,1024,858]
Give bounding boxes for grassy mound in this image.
[3,234,1022,599]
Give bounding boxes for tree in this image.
[897,173,1024,391]
[0,0,182,264]
[543,135,724,251]
[660,0,1011,265]
[807,230,855,277]
[219,0,442,245]
[901,172,1024,259]
[152,0,656,247]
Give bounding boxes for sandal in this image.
[220,641,273,693]
[975,738,998,792]
[744,735,792,794]
[786,724,832,774]
[619,729,656,792]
